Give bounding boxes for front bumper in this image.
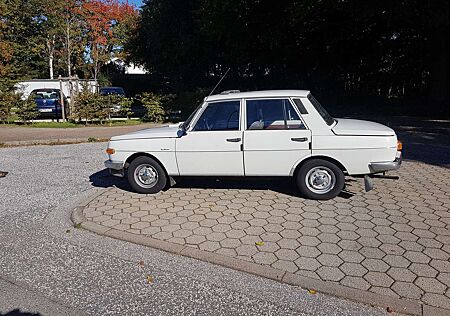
[104,160,125,177]
[369,152,402,174]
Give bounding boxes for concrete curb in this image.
[71,188,449,316]
[1,138,109,147]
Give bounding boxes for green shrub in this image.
[73,91,135,123]
[73,91,107,123]
[140,92,167,123]
[16,97,38,123]
[0,91,16,122]
[104,95,133,119]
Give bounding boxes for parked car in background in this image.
[104,90,402,200]
[100,86,126,115]
[30,88,67,119]
[100,86,126,97]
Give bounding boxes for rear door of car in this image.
[242,98,311,176]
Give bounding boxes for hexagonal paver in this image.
[317,254,343,267]
[364,272,394,287]
[82,160,450,311]
[339,262,368,277]
[341,276,370,290]
[316,266,345,281]
[236,245,258,256]
[361,259,389,272]
[415,277,446,294]
[295,257,321,271]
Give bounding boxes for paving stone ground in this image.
[83,161,450,311]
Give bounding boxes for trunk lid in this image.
[332,118,395,136]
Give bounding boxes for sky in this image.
[122,0,143,8]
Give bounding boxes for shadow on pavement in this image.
[89,169,354,199]
[1,310,41,316]
[89,169,132,191]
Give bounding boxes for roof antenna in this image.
[208,67,231,96]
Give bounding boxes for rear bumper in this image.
[369,152,402,173]
[104,160,125,177]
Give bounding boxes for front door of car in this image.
[176,100,244,176]
[243,98,312,176]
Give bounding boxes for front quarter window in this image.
[193,100,240,131]
[182,103,203,130]
[307,94,335,126]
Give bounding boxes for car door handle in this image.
[226,138,241,142]
[291,137,308,142]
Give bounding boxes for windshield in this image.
[307,94,335,126]
[182,103,203,130]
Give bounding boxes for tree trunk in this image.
[49,55,54,79]
[66,20,72,77]
[47,35,55,79]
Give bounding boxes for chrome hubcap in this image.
[305,166,335,194]
[134,164,158,188]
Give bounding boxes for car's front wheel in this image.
[296,159,345,200]
[127,156,167,194]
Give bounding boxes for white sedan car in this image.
[105,90,402,200]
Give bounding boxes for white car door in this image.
[176,100,244,176]
[243,98,312,176]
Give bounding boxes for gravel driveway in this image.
[0,143,389,316]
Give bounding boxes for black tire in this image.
[127,156,167,194]
[296,159,345,200]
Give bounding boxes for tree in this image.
[0,0,48,87]
[82,0,137,80]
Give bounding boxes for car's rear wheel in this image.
[127,156,167,194]
[296,159,344,200]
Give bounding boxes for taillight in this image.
[397,140,403,151]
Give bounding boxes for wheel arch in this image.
[291,155,348,177]
[125,152,169,176]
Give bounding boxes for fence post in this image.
[59,76,66,122]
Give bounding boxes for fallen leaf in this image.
[386,307,393,313]
[255,241,265,246]
[66,229,71,233]
[147,275,154,283]
[138,260,144,267]
[74,223,82,229]
[308,289,317,295]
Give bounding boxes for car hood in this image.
[110,125,180,141]
[332,118,395,136]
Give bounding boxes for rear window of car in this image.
[31,90,60,99]
[307,94,335,126]
[246,99,306,130]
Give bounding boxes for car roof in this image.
[205,90,310,102]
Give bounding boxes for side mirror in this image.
[177,129,186,137]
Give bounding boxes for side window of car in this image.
[193,100,240,131]
[286,102,306,130]
[246,99,306,130]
